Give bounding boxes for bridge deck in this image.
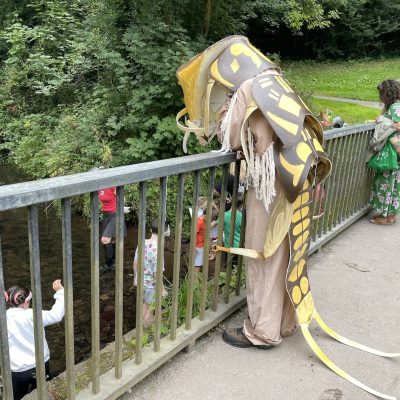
[120,213,400,400]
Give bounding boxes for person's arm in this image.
[42,280,64,326]
[133,249,138,286]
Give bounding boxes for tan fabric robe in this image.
[220,78,298,346]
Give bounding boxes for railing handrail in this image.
[0,123,377,212]
[323,122,375,140]
[0,152,236,212]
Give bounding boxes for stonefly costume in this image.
[175,35,399,399]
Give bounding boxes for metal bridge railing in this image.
[0,123,374,400]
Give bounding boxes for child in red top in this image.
[195,197,217,273]
[98,187,117,272]
[99,187,117,212]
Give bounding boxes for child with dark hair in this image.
[222,194,244,266]
[5,279,64,400]
[133,219,168,324]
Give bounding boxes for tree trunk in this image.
[203,0,212,38]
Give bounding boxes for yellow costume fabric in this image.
[176,36,399,400]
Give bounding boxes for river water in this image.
[0,165,180,376]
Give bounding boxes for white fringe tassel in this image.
[246,126,276,212]
[214,92,238,153]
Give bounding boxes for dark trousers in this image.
[12,361,51,400]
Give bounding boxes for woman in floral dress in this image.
[370,80,400,224]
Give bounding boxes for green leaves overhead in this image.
[0,0,397,187]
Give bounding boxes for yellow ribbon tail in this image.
[314,310,400,358]
[212,245,265,260]
[301,325,397,400]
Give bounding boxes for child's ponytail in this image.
[5,286,31,308]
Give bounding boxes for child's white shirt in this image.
[6,289,65,372]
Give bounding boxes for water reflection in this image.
[0,165,137,375]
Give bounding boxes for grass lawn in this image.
[310,98,378,125]
[282,58,400,101]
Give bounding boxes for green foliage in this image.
[0,0,397,188]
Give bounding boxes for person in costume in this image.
[175,36,399,399]
[369,80,400,225]
[5,280,64,400]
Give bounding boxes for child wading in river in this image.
[133,219,168,325]
[5,279,65,400]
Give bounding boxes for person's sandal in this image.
[387,216,397,224]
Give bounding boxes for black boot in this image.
[100,243,115,272]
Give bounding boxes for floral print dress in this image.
[370,102,400,216]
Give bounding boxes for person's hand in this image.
[52,279,63,292]
[124,206,132,214]
[393,122,400,131]
[236,150,245,160]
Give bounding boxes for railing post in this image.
[154,177,167,352]
[135,182,147,364]
[115,186,125,378]
[224,161,240,304]
[185,171,200,330]
[212,165,228,311]
[61,198,75,399]
[28,205,47,399]
[90,192,100,394]
[170,174,185,340]
[0,236,14,400]
[199,167,215,320]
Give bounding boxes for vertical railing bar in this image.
[170,173,185,340]
[359,132,372,209]
[61,198,75,400]
[135,182,146,364]
[338,134,353,224]
[185,171,200,330]
[235,188,247,296]
[154,177,167,352]
[115,186,124,378]
[224,161,240,304]
[341,133,356,221]
[316,140,332,238]
[27,205,47,399]
[90,192,100,394]
[347,131,366,214]
[0,236,14,400]
[331,135,349,227]
[311,140,331,240]
[356,132,368,210]
[322,136,340,234]
[200,167,215,321]
[347,132,363,216]
[367,131,375,205]
[212,165,228,311]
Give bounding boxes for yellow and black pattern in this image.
[252,74,330,202]
[286,178,314,324]
[175,36,399,400]
[209,37,279,91]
